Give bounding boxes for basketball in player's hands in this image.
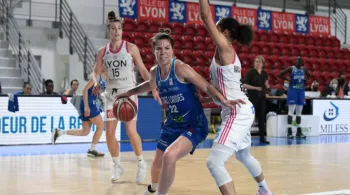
[113,97,137,122]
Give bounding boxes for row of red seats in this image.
[126,32,349,61]
[238,42,349,60]
[122,18,341,48]
[256,30,340,48]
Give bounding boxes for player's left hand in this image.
[115,92,130,100]
[224,99,246,108]
[92,85,100,96]
[151,89,162,105]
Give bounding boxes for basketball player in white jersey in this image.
[92,11,161,183]
[199,1,273,195]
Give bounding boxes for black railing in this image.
[0,0,44,94]
[329,0,347,44]
[59,0,96,81]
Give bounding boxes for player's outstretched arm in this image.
[177,61,245,108]
[116,67,162,104]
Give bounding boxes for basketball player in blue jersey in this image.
[199,0,274,194]
[116,28,244,195]
[51,75,105,157]
[278,56,310,139]
[92,11,161,183]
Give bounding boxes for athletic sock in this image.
[112,157,120,165]
[258,179,270,193]
[90,144,97,151]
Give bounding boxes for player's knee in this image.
[287,115,293,124]
[206,152,232,187]
[235,148,250,163]
[162,150,177,167]
[296,116,301,124]
[105,129,115,139]
[206,156,224,172]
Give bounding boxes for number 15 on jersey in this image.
[113,68,119,78]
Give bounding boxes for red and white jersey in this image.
[209,53,247,107]
[103,40,136,89]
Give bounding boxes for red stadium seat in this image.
[171,22,184,34]
[297,34,306,45]
[135,19,149,32]
[268,31,279,42]
[182,35,194,49]
[183,23,196,36]
[148,20,161,33]
[195,24,207,37]
[160,21,172,31]
[250,43,260,54]
[193,50,206,65]
[280,33,288,44]
[172,35,183,49]
[193,36,205,50]
[306,35,315,45]
[205,51,214,61]
[123,18,136,31]
[131,32,145,46]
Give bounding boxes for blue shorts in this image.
[287,88,305,106]
[157,125,208,155]
[79,103,100,121]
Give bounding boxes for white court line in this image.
[298,190,350,195]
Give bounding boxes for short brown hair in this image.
[151,28,174,50]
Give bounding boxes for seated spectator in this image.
[322,79,339,97]
[344,81,350,96]
[63,79,80,96]
[16,82,32,95]
[41,79,59,95]
[274,80,289,114]
[305,80,319,92]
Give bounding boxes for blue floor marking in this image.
[0,134,349,157]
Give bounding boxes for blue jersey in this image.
[156,58,206,131]
[80,77,105,121]
[289,66,305,90]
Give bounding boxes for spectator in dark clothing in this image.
[321,79,338,97]
[344,81,350,96]
[243,55,270,144]
[41,79,59,95]
[275,80,289,114]
[305,80,319,92]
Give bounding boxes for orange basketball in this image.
[113,97,137,122]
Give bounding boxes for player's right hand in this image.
[255,87,262,91]
[151,89,162,105]
[84,107,90,117]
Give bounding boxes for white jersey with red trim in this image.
[103,40,136,89]
[209,53,247,106]
[210,53,255,152]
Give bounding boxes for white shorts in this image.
[104,86,138,122]
[214,100,255,152]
